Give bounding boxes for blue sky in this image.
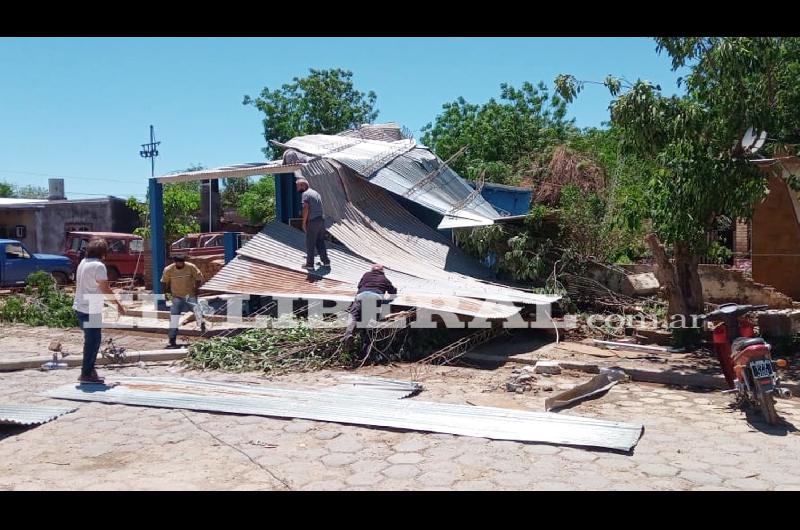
[0,37,683,200]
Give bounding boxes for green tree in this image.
[221,178,252,210]
[126,166,204,244]
[244,68,379,159]
[13,184,48,199]
[0,181,13,198]
[238,176,276,225]
[420,82,576,184]
[555,37,800,344]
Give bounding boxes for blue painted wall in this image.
[469,182,532,216]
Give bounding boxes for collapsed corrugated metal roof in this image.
[281,134,500,229]
[227,221,554,306]
[0,404,76,426]
[203,230,535,319]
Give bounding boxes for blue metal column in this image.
[223,231,237,263]
[275,172,301,224]
[148,178,166,310]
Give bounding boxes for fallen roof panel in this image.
[237,221,556,306]
[283,134,500,228]
[202,256,523,319]
[0,404,77,426]
[45,377,644,452]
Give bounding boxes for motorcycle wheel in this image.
[758,393,780,425]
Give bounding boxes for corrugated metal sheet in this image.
[202,255,523,319]
[45,377,643,451]
[338,123,405,142]
[283,134,499,228]
[203,256,356,302]
[235,221,555,306]
[0,404,76,426]
[156,161,301,184]
[322,161,492,278]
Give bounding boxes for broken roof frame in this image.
[146,125,551,315]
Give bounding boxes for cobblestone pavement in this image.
[2,358,799,491]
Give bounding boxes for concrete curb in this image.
[0,349,188,372]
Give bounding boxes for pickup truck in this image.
[64,231,144,282]
[0,239,73,287]
[171,232,252,258]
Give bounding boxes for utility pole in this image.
[139,125,160,178]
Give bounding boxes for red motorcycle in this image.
[703,303,789,424]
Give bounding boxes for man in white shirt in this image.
[72,238,126,384]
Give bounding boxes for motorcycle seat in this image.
[731,337,766,357]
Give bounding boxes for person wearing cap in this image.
[295,177,330,269]
[161,253,206,348]
[342,264,398,360]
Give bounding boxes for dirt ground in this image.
[2,326,800,491]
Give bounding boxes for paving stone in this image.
[559,449,598,463]
[392,439,431,453]
[489,472,533,489]
[301,480,346,491]
[452,480,496,491]
[531,481,573,491]
[321,453,359,468]
[417,471,459,487]
[523,444,560,456]
[725,477,772,490]
[327,437,364,453]
[679,470,724,486]
[312,429,342,440]
[344,472,384,487]
[387,452,424,465]
[382,464,421,479]
[638,463,679,477]
[349,459,389,474]
[283,421,315,434]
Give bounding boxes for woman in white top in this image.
[72,238,126,384]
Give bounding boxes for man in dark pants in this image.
[296,177,330,269]
[72,238,127,384]
[343,264,398,361]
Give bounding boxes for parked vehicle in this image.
[64,231,144,282]
[0,239,73,287]
[170,232,252,258]
[704,303,790,424]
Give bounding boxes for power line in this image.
[0,169,144,185]
[68,192,146,198]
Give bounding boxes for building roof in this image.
[67,231,141,239]
[0,197,121,210]
[0,198,47,206]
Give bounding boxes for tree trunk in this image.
[645,233,704,347]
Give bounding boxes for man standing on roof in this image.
[162,253,206,349]
[296,177,330,270]
[342,264,398,361]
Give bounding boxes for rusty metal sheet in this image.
[202,257,521,319]
[202,256,356,302]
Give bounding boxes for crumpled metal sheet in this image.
[202,255,524,319]
[45,376,644,452]
[545,368,629,412]
[234,221,556,307]
[0,404,77,426]
[282,134,500,228]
